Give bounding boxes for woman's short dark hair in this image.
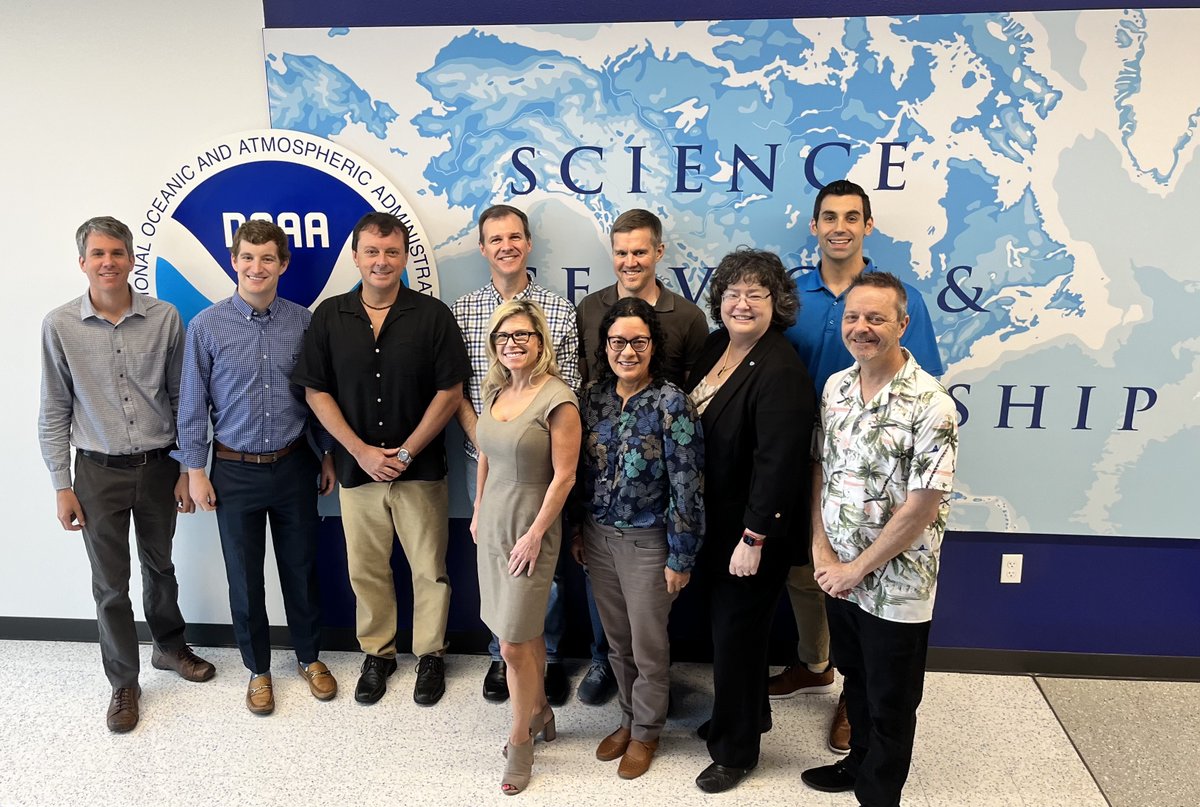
[593,297,666,382]
[705,248,799,330]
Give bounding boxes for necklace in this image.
[360,292,395,311]
[717,345,747,377]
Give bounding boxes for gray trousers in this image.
[73,452,187,688]
[785,562,831,666]
[582,518,678,742]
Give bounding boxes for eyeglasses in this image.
[721,290,772,304]
[491,330,538,345]
[842,313,895,326]
[606,336,651,353]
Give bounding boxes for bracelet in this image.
[741,530,765,547]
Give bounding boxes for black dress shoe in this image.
[544,661,569,706]
[354,654,397,704]
[577,661,616,705]
[695,714,772,740]
[801,758,857,793]
[413,654,446,705]
[483,659,509,702]
[695,762,755,793]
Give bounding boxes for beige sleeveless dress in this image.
[475,377,578,643]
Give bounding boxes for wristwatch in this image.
[397,447,412,465]
[741,530,765,547]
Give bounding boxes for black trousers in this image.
[210,448,322,673]
[827,595,931,807]
[74,452,187,688]
[704,550,788,768]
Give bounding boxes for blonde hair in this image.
[482,299,561,397]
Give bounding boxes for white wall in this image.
[0,1,270,623]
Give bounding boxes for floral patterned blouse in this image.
[816,350,958,622]
[575,378,705,572]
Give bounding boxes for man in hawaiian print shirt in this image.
[801,271,958,807]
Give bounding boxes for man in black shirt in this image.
[293,212,470,706]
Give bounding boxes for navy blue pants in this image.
[827,595,931,807]
[211,449,322,673]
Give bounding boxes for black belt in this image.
[79,446,172,469]
[213,437,305,465]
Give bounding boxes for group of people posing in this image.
[40,180,957,807]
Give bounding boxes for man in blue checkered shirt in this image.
[176,220,337,716]
[452,204,580,706]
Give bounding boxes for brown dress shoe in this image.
[246,674,274,715]
[106,686,140,733]
[828,693,850,754]
[299,661,337,700]
[595,726,632,761]
[152,645,216,682]
[617,738,658,779]
[767,663,835,698]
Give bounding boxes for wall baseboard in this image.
[926,647,1200,682]
[3,617,1196,681]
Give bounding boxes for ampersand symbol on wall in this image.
[938,265,987,313]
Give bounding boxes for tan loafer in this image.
[596,726,631,761]
[298,660,337,701]
[246,674,274,715]
[618,738,658,779]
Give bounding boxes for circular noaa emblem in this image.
[136,129,437,325]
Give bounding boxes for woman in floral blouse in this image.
[570,296,705,781]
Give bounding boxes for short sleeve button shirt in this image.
[291,288,471,488]
[815,351,958,622]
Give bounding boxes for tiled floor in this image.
[0,639,1180,806]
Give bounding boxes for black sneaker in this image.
[544,661,569,706]
[483,659,509,702]
[354,654,397,704]
[800,759,857,793]
[577,661,616,705]
[413,654,446,706]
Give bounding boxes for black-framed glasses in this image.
[491,330,538,345]
[606,336,651,353]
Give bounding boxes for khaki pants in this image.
[785,561,830,666]
[339,478,450,658]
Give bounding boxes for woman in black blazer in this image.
[687,248,815,793]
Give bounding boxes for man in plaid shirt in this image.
[452,204,579,706]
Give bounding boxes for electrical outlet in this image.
[1000,553,1023,584]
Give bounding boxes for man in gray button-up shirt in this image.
[39,216,216,733]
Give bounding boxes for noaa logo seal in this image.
[135,129,437,324]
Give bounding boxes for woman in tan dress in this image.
[471,299,581,795]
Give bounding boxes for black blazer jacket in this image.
[688,327,816,568]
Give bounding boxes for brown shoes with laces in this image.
[767,663,836,697]
[106,686,141,733]
[829,693,851,753]
[151,645,216,682]
[299,661,337,700]
[246,674,274,715]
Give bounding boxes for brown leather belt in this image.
[213,438,304,465]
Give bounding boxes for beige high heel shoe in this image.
[503,704,557,758]
[501,737,534,795]
[530,703,557,742]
